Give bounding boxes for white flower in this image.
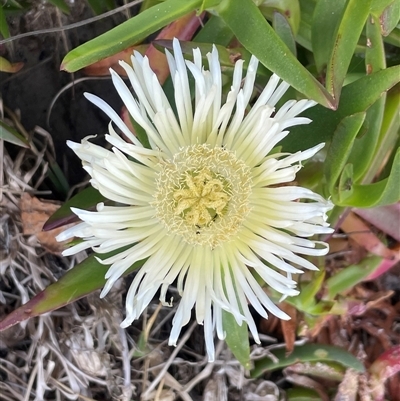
[57,39,333,361]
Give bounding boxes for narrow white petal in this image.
[84,92,141,146]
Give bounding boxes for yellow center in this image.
[173,168,229,226]
[154,144,252,248]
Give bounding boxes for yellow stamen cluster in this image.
[173,168,229,226]
[154,144,252,248]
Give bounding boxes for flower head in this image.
[57,39,333,361]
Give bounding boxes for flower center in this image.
[154,144,252,248]
[173,168,229,226]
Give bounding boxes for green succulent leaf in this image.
[384,26,400,46]
[337,163,354,203]
[311,0,346,74]
[273,11,297,56]
[282,65,400,152]
[335,148,400,207]
[366,9,387,73]
[371,0,400,36]
[325,0,372,101]
[216,0,334,108]
[0,248,145,331]
[251,343,365,378]
[0,5,10,39]
[346,97,385,182]
[259,0,301,34]
[222,310,251,369]
[324,112,366,194]
[365,87,400,183]
[194,14,234,46]
[286,388,322,401]
[326,255,382,299]
[43,186,106,231]
[295,271,326,310]
[295,0,315,51]
[61,0,203,72]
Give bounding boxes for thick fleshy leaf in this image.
[325,255,382,299]
[251,344,365,378]
[369,346,400,401]
[384,26,400,46]
[294,272,325,310]
[347,97,385,182]
[0,248,145,332]
[340,211,398,260]
[295,0,313,51]
[311,0,346,73]
[286,388,322,401]
[324,112,366,194]
[216,0,335,108]
[0,56,24,73]
[83,44,148,76]
[336,147,400,207]
[61,0,202,72]
[371,0,400,36]
[285,360,346,381]
[345,12,387,182]
[366,10,386,74]
[43,186,106,231]
[325,0,372,101]
[282,65,400,152]
[273,11,297,56]
[337,164,354,204]
[222,310,251,369]
[259,0,301,35]
[364,86,400,184]
[0,5,10,39]
[355,203,400,242]
[0,120,29,147]
[194,14,234,46]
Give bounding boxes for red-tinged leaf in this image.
[146,11,204,85]
[0,248,144,332]
[340,211,400,259]
[365,257,400,281]
[369,346,400,401]
[371,0,400,36]
[325,255,382,299]
[83,45,148,76]
[155,40,257,72]
[0,57,24,73]
[43,186,106,231]
[82,6,202,79]
[354,203,400,242]
[280,303,297,354]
